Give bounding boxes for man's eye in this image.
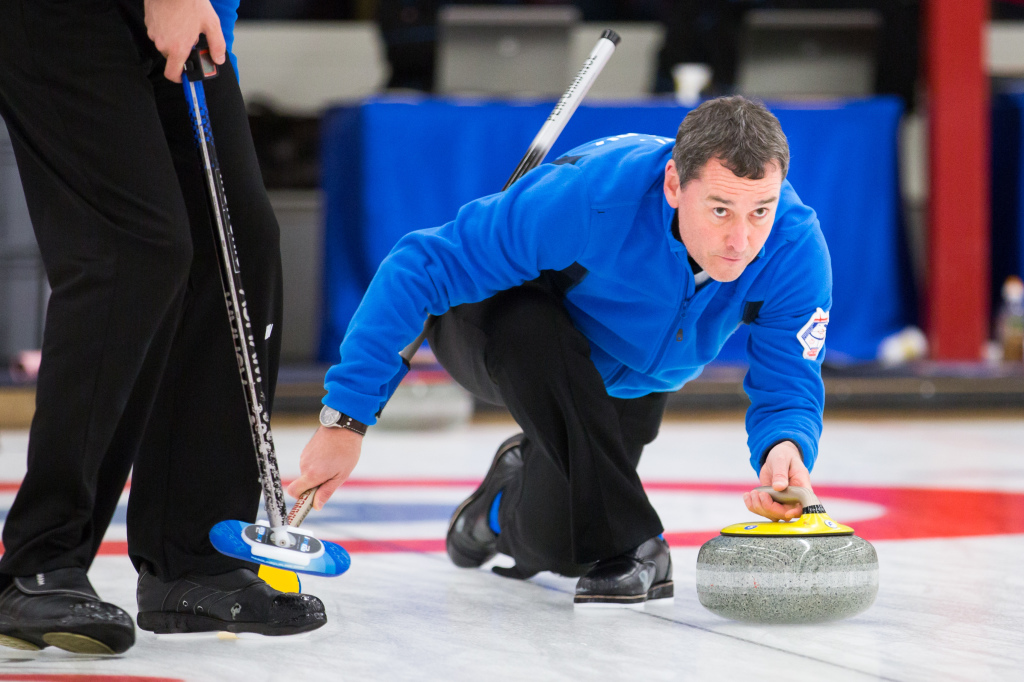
[713,207,728,217]
[753,208,769,218]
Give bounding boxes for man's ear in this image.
[664,160,681,209]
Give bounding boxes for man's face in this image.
[664,157,782,282]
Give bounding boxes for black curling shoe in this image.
[447,433,524,568]
[136,565,326,636]
[574,536,674,606]
[0,568,135,654]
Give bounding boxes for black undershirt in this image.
[672,211,710,289]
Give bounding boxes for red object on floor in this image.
[0,671,182,675]
[652,482,1024,546]
[5,480,1020,555]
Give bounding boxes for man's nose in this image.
[724,222,749,253]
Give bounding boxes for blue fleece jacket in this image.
[324,133,833,473]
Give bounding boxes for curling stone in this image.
[696,486,877,624]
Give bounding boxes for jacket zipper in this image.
[644,266,692,374]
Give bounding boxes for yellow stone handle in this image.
[752,485,822,509]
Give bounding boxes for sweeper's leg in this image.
[0,0,194,653]
[126,55,282,581]
[110,7,325,635]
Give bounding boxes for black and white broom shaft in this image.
[503,29,620,190]
[396,29,621,364]
[186,79,288,531]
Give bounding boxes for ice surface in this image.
[2,418,1023,681]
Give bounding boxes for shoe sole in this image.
[136,611,326,636]
[42,632,116,655]
[574,580,674,607]
[1,624,129,654]
[446,434,522,568]
[0,633,42,651]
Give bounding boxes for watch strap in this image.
[327,412,367,436]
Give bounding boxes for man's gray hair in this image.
[672,96,789,186]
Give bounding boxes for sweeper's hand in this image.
[744,441,812,521]
[287,427,363,510]
[144,0,227,83]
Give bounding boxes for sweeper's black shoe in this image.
[447,433,524,568]
[0,568,135,654]
[574,536,674,606]
[135,564,326,636]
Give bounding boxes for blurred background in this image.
[2,0,1023,426]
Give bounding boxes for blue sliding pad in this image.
[210,520,351,577]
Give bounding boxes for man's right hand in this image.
[744,440,812,521]
[286,426,364,511]
[144,0,226,83]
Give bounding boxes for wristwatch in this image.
[319,405,368,436]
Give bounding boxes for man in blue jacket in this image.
[292,96,831,605]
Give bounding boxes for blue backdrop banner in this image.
[320,96,911,365]
[992,93,1024,311]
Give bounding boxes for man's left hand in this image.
[743,440,812,520]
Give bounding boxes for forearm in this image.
[745,374,823,471]
[743,231,830,473]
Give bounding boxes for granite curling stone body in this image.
[696,486,878,624]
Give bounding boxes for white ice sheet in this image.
[2,418,1023,681]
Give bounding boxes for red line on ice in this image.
[0,671,182,675]
[4,480,1024,554]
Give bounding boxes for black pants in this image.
[429,280,667,577]
[0,0,281,581]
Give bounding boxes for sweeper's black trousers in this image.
[0,0,281,582]
[429,280,668,577]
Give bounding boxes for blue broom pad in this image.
[210,520,351,577]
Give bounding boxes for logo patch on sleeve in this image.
[797,308,829,360]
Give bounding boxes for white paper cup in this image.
[673,63,712,107]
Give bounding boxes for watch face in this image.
[320,405,341,426]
